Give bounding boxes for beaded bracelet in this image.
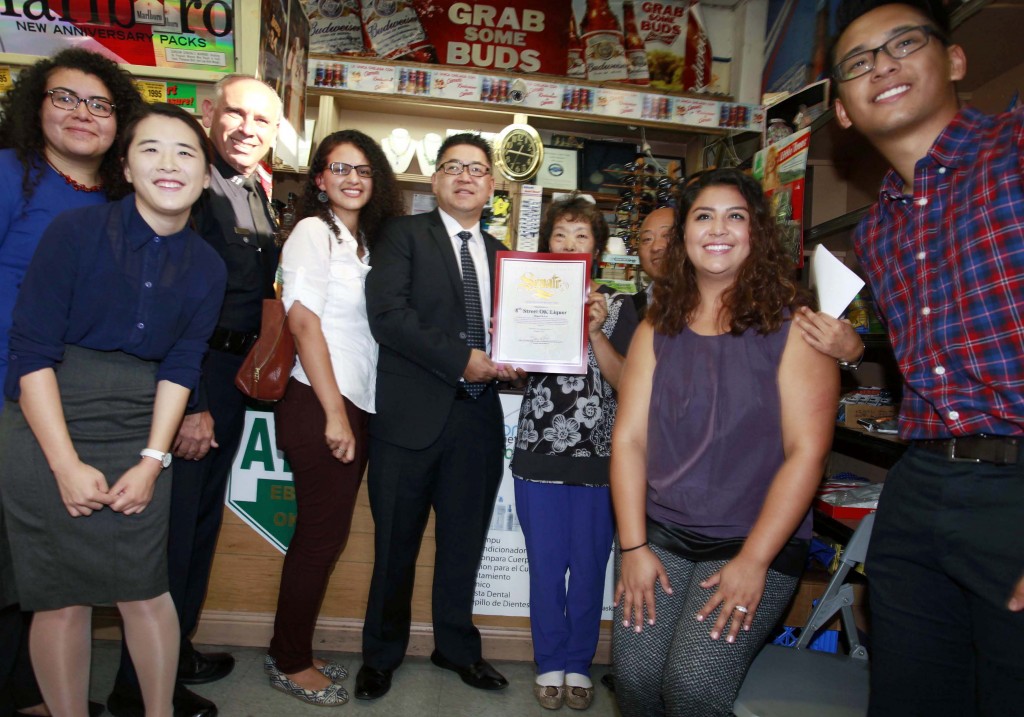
[620,541,649,553]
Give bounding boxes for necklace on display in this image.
[48,162,102,192]
[416,132,443,176]
[381,128,418,174]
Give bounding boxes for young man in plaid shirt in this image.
[829,1,1024,714]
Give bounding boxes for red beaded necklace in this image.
[50,164,103,193]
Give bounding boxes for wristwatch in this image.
[837,347,866,371]
[139,448,172,469]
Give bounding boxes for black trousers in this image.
[867,445,1024,717]
[0,607,41,716]
[116,349,248,688]
[361,389,503,670]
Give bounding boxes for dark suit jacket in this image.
[633,287,649,321]
[365,209,504,450]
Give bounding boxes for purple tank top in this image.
[646,321,812,540]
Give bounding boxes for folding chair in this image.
[732,512,874,717]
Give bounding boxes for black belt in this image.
[914,435,1020,465]
[208,326,259,356]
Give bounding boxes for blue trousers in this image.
[514,479,614,676]
[867,445,1024,717]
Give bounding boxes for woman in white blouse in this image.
[263,130,403,706]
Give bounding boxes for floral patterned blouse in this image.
[510,286,639,487]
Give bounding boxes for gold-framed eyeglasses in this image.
[437,159,491,177]
[46,88,115,118]
[832,25,946,83]
[328,162,374,178]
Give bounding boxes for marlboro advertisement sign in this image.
[0,0,235,73]
[304,0,712,91]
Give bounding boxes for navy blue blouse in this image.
[5,195,227,400]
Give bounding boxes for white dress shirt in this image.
[280,214,377,412]
[438,208,492,352]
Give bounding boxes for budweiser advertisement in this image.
[412,1,572,74]
[569,0,713,92]
[303,1,714,89]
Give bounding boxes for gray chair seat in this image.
[733,512,875,717]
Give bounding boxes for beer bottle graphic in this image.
[622,1,650,85]
[580,0,628,83]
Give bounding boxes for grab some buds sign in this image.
[413,1,572,75]
[0,0,234,72]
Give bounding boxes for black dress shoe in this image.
[429,650,508,691]
[177,649,235,685]
[107,682,217,717]
[354,665,393,701]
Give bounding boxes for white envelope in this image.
[811,245,865,318]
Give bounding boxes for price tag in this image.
[135,80,167,104]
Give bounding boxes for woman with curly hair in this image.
[510,195,638,711]
[0,48,141,717]
[610,168,838,717]
[263,129,403,706]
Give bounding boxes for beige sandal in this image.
[534,684,565,710]
[565,685,594,710]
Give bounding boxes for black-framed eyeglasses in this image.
[328,162,374,178]
[832,25,946,83]
[437,159,491,177]
[46,88,115,118]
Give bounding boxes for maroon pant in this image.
[268,379,368,673]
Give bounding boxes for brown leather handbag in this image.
[234,299,295,401]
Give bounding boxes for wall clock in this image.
[493,123,544,182]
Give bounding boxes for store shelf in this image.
[805,207,870,245]
[812,508,864,544]
[832,426,907,469]
[310,87,737,146]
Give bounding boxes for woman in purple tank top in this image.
[609,168,839,717]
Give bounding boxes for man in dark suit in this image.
[357,133,518,700]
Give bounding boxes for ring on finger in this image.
[734,605,749,614]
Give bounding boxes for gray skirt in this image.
[0,345,170,611]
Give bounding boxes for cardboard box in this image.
[814,498,875,520]
[780,564,868,634]
[837,402,897,428]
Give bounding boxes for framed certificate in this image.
[536,147,579,190]
[492,251,591,375]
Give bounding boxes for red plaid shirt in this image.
[854,107,1024,439]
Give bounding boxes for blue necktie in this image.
[459,230,486,398]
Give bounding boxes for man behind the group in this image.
[831,1,1024,714]
[634,205,673,319]
[109,75,282,717]
[357,133,517,701]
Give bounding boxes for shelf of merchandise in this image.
[832,426,907,470]
[309,87,735,146]
[304,54,761,146]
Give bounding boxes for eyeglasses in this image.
[46,88,115,118]
[437,159,491,177]
[832,25,946,83]
[328,162,374,178]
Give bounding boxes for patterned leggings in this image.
[612,543,798,717]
